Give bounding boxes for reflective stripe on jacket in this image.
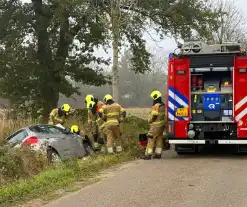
[98,103,125,126]
[148,103,166,127]
[48,108,66,125]
[88,100,105,125]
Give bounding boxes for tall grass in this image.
[0,111,148,186]
[0,112,148,206]
[0,108,149,205]
[0,119,47,185]
[0,119,36,145]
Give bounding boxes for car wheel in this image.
[47,148,61,164]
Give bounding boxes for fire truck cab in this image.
[166,41,247,154]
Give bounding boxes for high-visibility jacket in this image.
[88,100,104,125]
[98,103,125,128]
[96,102,105,126]
[148,103,166,127]
[48,108,66,125]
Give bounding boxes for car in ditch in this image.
[6,124,94,163]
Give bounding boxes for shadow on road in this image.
[164,145,247,160]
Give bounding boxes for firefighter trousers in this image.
[104,124,122,154]
[89,121,101,149]
[146,125,165,156]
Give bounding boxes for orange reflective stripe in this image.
[96,104,104,113]
[152,105,159,112]
[168,124,171,132]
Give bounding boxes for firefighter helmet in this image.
[150,90,162,100]
[70,125,80,134]
[61,104,70,113]
[85,94,94,103]
[87,101,96,109]
[103,94,113,103]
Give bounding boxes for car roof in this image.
[18,124,62,131]
[7,124,67,140]
[27,124,60,128]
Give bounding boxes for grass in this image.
[0,152,136,207]
[0,109,148,206]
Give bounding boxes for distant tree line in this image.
[59,49,167,107]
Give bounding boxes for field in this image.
[125,108,150,119]
[0,108,150,144]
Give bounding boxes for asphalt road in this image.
[44,148,247,207]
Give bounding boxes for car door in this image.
[29,125,73,159]
[46,125,80,158]
[67,133,87,157]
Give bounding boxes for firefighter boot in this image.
[100,145,107,154]
[140,154,152,160]
[116,145,123,153]
[153,154,162,159]
[93,134,100,151]
[140,147,153,160]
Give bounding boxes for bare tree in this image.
[90,0,219,102]
[209,0,247,44]
[91,0,141,103]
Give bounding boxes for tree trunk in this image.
[112,38,119,103]
[33,0,59,121]
[111,0,120,103]
[41,90,59,123]
[33,1,79,121]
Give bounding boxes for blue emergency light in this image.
[203,94,221,111]
[168,53,173,60]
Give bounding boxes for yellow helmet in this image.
[87,101,96,109]
[85,94,94,103]
[61,104,71,113]
[103,94,113,103]
[150,90,162,100]
[70,125,79,133]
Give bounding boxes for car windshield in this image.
[29,125,67,135]
[7,129,28,143]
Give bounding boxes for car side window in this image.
[8,130,28,143]
[29,126,50,133]
[29,125,67,135]
[47,126,67,135]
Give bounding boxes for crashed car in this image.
[6,124,94,163]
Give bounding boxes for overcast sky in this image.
[20,0,247,61]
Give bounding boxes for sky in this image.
[20,0,247,63]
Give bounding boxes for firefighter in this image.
[70,125,80,134]
[70,124,93,149]
[87,100,106,152]
[85,94,94,104]
[48,104,71,125]
[141,90,166,160]
[95,102,107,153]
[85,94,104,150]
[98,94,126,154]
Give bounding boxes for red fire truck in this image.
[166,41,247,154]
